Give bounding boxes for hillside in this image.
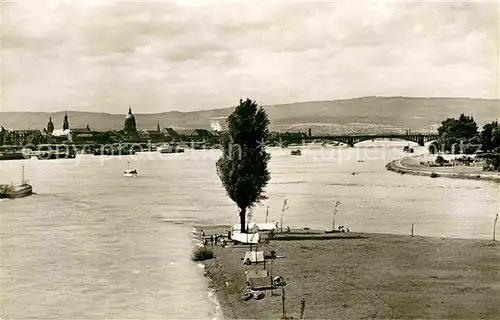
[1,96,499,134]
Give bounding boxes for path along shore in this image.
[386,155,500,183]
[195,225,500,320]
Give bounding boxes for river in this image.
[1,141,498,319]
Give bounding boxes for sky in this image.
[1,0,498,113]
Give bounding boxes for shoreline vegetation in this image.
[386,156,500,183]
[194,225,499,320]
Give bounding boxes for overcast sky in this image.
[2,0,497,113]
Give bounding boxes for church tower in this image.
[124,106,137,136]
[63,113,69,130]
[47,117,54,134]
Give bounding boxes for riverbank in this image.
[195,225,500,319]
[386,156,500,182]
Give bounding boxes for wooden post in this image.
[493,213,499,241]
[332,201,340,232]
[332,210,336,232]
[299,298,306,319]
[280,199,288,233]
[411,223,414,237]
[282,286,286,319]
[270,258,274,296]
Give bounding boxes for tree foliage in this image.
[480,121,500,152]
[437,114,478,139]
[216,98,271,233]
[428,141,439,154]
[191,246,214,262]
[435,155,448,166]
[437,114,478,154]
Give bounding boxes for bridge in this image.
[269,133,439,147]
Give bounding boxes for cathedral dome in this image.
[125,108,135,120]
[124,107,137,135]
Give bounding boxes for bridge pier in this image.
[417,136,425,146]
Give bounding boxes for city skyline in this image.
[2,0,497,113]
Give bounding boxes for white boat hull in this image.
[123,173,137,177]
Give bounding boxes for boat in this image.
[0,166,33,199]
[123,161,138,177]
[158,144,185,154]
[290,149,301,156]
[0,151,25,161]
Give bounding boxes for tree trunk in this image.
[240,208,246,233]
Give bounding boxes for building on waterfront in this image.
[123,107,137,136]
[51,129,71,143]
[1,130,44,145]
[68,127,93,144]
[63,113,70,131]
[138,129,168,143]
[47,117,54,134]
[194,129,215,141]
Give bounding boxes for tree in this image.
[216,98,271,233]
[63,113,70,131]
[437,114,478,153]
[480,121,500,152]
[437,114,478,140]
[428,141,439,154]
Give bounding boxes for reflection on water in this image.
[0,141,498,319]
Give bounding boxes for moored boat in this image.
[158,144,185,154]
[0,152,25,161]
[0,166,33,199]
[290,149,301,156]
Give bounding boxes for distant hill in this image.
[1,96,499,135]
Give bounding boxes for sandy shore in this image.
[195,225,500,319]
[386,156,500,182]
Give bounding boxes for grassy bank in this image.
[386,157,500,183]
[196,226,500,319]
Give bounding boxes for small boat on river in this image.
[0,166,33,199]
[158,144,185,154]
[124,161,138,177]
[290,149,301,156]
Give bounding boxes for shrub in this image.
[268,229,276,240]
[191,246,215,262]
[435,155,448,166]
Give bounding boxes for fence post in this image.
[282,286,286,319]
[300,298,306,319]
[493,213,498,241]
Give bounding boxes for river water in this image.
[1,141,498,319]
